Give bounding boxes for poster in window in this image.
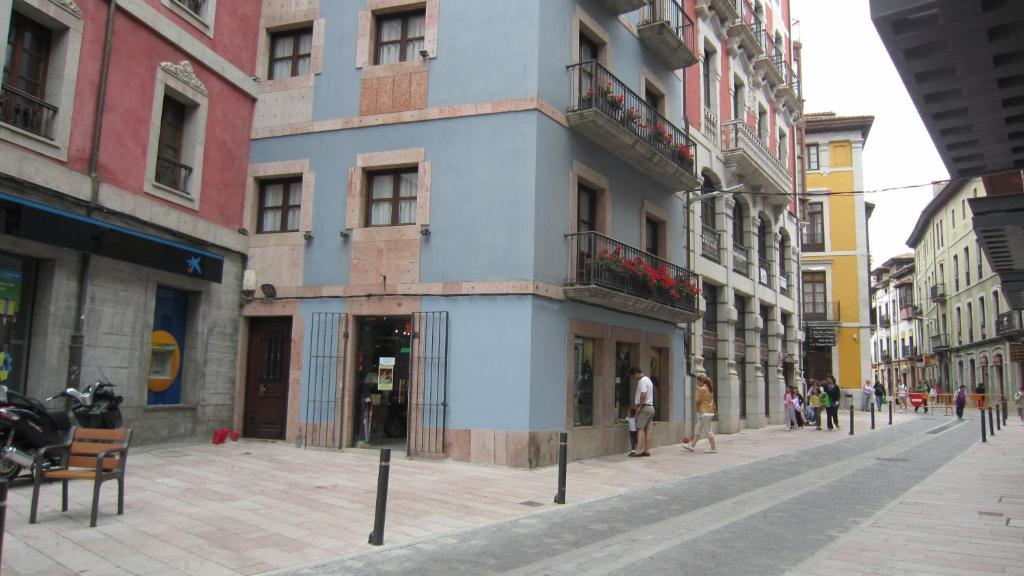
[377,357,395,391]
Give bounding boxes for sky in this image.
[790,0,949,266]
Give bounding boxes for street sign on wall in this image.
[806,325,837,347]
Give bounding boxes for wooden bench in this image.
[29,427,132,527]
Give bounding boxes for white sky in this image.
[791,0,949,266]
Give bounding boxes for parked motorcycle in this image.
[0,380,124,479]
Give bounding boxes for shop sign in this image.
[377,357,395,391]
[806,325,836,347]
[1010,343,1024,363]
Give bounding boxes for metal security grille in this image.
[407,311,449,456]
[302,312,348,449]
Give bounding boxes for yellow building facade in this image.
[801,113,874,396]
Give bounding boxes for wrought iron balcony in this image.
[0,84,57,139]
[801,230,824,252]
[755,30,785,87]
[899,304,919,321]
[726,0,762,56]
[600,0,647,15]
[155,154,193,193]
[900,345,918,359]
[638,0,698,69]
[929,283,947,302]
[776,57,801,110]
[699,0,739,22]
[779,273,791,297]
[803,300,840,324]
[732,244,749,276]
[701,226,721,263]
[997,311,1024,337]
[878,314,891,328]
[879,352,891,364]
[721,120,793,201]
[567,61,699,190]
[930,333,949,350]
[565,231,700,323]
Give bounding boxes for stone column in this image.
[767,310,785,425]
[747,303,767,429]
[719,285,741,433]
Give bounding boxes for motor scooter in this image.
[0,380,123,479]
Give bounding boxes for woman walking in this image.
[683,374,717,453]
[784,386,798,430]
[808,381,823,430]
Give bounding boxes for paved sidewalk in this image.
[789,412,1024,576]
[1,409,923,576]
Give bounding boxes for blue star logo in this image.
[186,256,202,275]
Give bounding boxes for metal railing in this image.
[0,84,57,139]
[997,311,1023,336]
[930,283,947,300]
[701,226,721,263]
[880,352,891,364]
[734,0,762,37]
[732,243,749,276]
[155,154,193,193]
[759,30,786,83]
[568,60,697,177]
[640,0,696,54]
[801,230,824,252]
[803,300,840,323]
[721,119,792,192]
[566,231,699,313]
[930,333,949,349]
[900,345,918,359]
[878,314,891,327]
[899,304,918,321]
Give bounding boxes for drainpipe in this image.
[67,0,117,389]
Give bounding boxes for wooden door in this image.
[244,317,292,439]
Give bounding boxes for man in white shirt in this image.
[629,367,654,457]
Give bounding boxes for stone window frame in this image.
[646,332,673,423]
[569,160,613,236]
[566,320,609,430]
[257,11,325,93]
[0,0,83,162]
[143,61,210,210]
[640,69,668,117]
[244,159,315,244]
[356,0,439,69]
[641,199,670,261]
[161,0,218,39]
[571,5,613,67]
[346,148,431,234]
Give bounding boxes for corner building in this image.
[240,0,805,463]
[0,0,258,443]
[800,112,873,397]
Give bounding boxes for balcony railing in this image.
[997,311,1024,336]
[638,0,698,69]
[0,84,58,140]
[930,333,949,350]
[703,106,719,144]
[803,301,840,324]
[155,154,193,193]
[878,314,891,328]
[732,244,749,276]
[704,0,739,21]
[701,226,721,263]
[929,283,947,301]
[801,230,824,252]
[599,0,647,15]
[565,231,700,323]
[779,273,791,296]
[879,352,891,364]
[756,30,785,87]
[899,304,918,321]
[721,119,793,198]
[900,345,918,359]
[567,61,699,190]
[726,0,762,56]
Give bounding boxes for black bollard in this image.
[554,431,568,504]
[981,407,987,443]
[368,449,392,546]
[871,401,876,430]
[996,403,1002,431]
[988,406,995,437]
[1002,398,1009,427]
[888,398,893,425]
[0,480,7,565]
[849,405,854,436]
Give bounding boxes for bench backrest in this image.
[68,428,131,471]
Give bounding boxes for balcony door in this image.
[645,216,661,257]
[2,13,52,135]
[577,183,598,281]
[803,202,824,251]
[803,271,827,321]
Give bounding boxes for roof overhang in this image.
[970,194,1024,309]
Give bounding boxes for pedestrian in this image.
[794,390,805,428]
[874,380,886,412]
[626,407,638,455]
[896,381,908,412]
[824,376,841,430]
[974,381,986,409]
[808,380,823,430]
[1014,383,1024,423]
[628,367,654,457]
[784,387,798,430]
[915,381,929,413]
[683,374,717,453]
[954,384,967,420]
[861,380,873,411]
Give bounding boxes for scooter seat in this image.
[47,411,71,432]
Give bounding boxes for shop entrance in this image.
[805,347,833,382]
[353,316,411,450]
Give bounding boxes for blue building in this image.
[237,0,796,465]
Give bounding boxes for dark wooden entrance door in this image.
[244,317,292,439]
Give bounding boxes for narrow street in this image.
[277,416,1002,576]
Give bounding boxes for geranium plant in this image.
[653,123,673,146]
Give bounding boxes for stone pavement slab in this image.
[1,409,922,576]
